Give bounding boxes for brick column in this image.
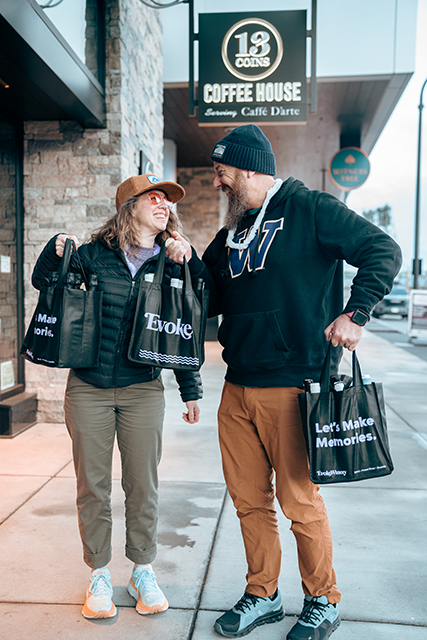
[177,167,221,256]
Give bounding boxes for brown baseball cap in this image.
[115,174,185,211]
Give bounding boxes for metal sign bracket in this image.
[306,0,317,114]
[187,0,317,118]
[186,0,198,117]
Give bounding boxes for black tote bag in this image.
[298,342,394,484]
[128,243,208,371]
[21,239,103,368]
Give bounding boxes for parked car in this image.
[371,285,409,318]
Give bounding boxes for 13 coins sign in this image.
[198,11,307,126]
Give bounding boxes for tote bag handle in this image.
[320,341,364,392]
[57,238,89,290]
[152,242,194,295]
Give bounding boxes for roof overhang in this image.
[0,0,105,127]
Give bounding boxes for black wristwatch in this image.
[349,309,370,326]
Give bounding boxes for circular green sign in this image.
[328,147,370,191]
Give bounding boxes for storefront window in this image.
[35,0,104,85]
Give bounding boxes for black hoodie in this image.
[190,178,402,388]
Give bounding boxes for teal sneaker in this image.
[287,595,340,640]
[214,589,284,637]
[82,568,116,619]
[127,565,168,615]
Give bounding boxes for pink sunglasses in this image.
[146,193,173,209]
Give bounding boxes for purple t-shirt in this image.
[124,243,160,276]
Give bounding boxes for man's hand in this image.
[165,231,192,264]
[324,313,363,351]
[55,234,79,257]
[182,400,200,424]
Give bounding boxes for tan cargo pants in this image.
[64,370,165,569]
[218,382,341,603]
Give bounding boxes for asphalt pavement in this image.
[0,330,426,639]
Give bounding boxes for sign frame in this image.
[197,10,308,127]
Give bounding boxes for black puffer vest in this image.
[31,236,202,401]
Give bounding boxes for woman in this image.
[31,174,203,620]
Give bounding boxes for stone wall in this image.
[176,167,221,256]
[119,0,164,179]
[23,0,164,422]
[23,121,120,422]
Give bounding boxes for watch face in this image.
[352,309,369,326]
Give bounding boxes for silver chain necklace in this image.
[226,179,283,250]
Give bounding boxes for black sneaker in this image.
[287,595,340,640]
[214,589,284,638]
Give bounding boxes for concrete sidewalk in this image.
[1,332,426,639]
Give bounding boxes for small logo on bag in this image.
[144,312,193,339]
[317,470,347,477]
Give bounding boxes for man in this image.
[165,124,401,640]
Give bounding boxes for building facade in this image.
[0,0,164,424]
[0,0,418,425]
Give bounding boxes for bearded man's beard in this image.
[222,177,250,230]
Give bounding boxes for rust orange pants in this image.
[218,382,341,603]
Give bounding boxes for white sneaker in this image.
[82,568,117,619]
[127,564,168,615]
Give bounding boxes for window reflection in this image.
[35,0,103,85]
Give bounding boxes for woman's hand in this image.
[55,234,79,257]
[165,231,192,264]
[182,400,200,424]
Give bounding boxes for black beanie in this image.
[211,124,276,176]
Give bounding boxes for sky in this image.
[347,0,427,272]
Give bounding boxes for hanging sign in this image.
[198,11,307,126]
[328,148,370,191]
